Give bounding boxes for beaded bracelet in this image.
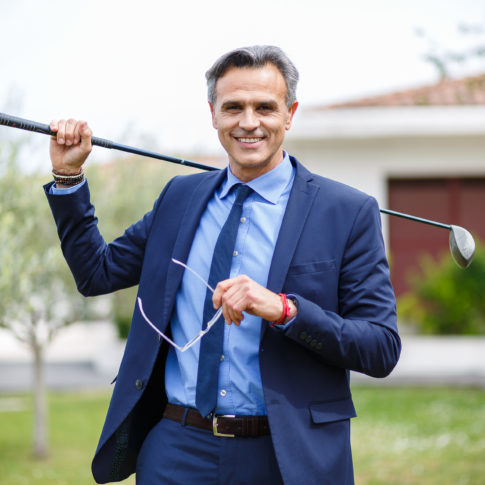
[52,168,85,186]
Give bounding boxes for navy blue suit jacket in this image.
[45,157,400,485]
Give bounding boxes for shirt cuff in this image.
[49,178,87,195]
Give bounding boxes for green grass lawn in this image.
[0,387,484,484]
[0,391,134,485]
[352,387,485,485]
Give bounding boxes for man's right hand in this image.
[49,119,93,174]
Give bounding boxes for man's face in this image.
[210,64,298,182]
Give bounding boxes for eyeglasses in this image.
[137,258,223,352]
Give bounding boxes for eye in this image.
[222,103,242,112]
[258,104,276,112]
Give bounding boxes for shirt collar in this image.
[220,151,294,204]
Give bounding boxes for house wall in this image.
[284,133,485,244]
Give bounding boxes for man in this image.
[45,46,401,484]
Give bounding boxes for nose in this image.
[239,108,260,131]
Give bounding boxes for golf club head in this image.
[449,225,476,268]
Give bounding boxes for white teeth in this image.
[238,137,262,143]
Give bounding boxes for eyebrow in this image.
[220,99,279,109]
[221,101,242,109]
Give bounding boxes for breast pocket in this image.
[284,259,337,305]
[287,259,336,276]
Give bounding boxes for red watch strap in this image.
[270,293,291,327]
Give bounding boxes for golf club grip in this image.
[0,112,114,149]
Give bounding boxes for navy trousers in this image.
[135,416,284,484]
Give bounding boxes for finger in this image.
[212,286,223,310]
[226,301,244,324]
[220,290,242,325]
[221,288,248,325]
[56,119,66,144]
[64,118,77,145]
[221,299,233,325]
[222,301,244,326]
[78,120,92,139]
[49,120,59,134]
[230,308,244,326]
[217,283,242,317]
[212,278,235,309]
[227,296,248,326]
[73,120,82,145]
[79,121,93,153]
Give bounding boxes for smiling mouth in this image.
[235,137,264,144]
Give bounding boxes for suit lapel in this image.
[263,159,319,337]
[161,169,227,327]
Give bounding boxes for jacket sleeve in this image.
[283,197,401,378]
[44,180,168,297]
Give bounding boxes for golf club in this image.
[0,112,476,268]
[380,209,475,269]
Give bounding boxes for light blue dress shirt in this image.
[166,153,295,415]
[50,178,87,194]
[50,153,295,416]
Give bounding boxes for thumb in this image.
[79,121,93,152]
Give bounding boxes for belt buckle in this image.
[212,414,236,438]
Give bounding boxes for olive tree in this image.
[0,133,184,458]
[0,138,85,458]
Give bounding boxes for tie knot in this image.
[234,184,253,205]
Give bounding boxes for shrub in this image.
[397,243,485,334]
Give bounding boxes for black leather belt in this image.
[163,403,270,438]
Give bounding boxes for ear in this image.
[285,101,299,130]
[209,102,217,129]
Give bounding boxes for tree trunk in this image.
[32,342,49,459]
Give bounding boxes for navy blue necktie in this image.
[195,184,253,417]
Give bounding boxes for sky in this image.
[1,0,485,171]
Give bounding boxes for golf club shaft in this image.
[0,112,456,230]
[379,209,451,230]
[0,112,217,172]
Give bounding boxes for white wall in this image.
[285,107,485,245]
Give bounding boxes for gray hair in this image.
[205,45,299,108]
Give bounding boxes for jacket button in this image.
[299,331,307,340]
[310,339,317,348]
[316,343,323,351]
[135,379,144,390]
[305,335,312,344]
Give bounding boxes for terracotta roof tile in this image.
[318,73,485,109]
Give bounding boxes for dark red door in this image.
[388,178,485,296]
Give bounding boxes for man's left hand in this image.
[212,275,297,326]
